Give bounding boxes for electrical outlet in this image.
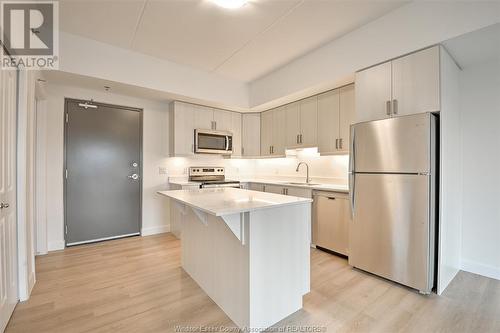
[159,167,168,175]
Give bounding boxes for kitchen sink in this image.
[285,182,320,186]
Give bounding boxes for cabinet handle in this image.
[392,99,398,115]
[339,138,343,149]
[300,134,303,144]
[335,138,339,150]
[327,197,336,200]
[272,146,274,154]
[386,100,391,116]
[296,134,299,144]
[242,147,245,155]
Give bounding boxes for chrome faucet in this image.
[296,162,311,184]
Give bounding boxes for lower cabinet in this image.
[312,191,350,256]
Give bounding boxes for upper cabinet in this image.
[317,84,354,154]
[261,107,286,157]
[355,46,440,123]
[169,101,242,157]
[242,113,260,157]
[285,97,318,149]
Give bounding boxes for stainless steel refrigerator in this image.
[348,113,437,294]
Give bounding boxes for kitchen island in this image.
[157,188,312,331]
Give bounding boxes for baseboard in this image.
[48,240,65,252]
[141,225,170,236]
[461,259,500,281]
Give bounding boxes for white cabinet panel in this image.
[338,84,355,152]
[260,110,273,157]
[193,104,214,130]
[299,96,318,147]
[272,107,287,156]
[392,46,440,116]
[263,184,284,195]
[242,113,260,157]
[231,112,242,157]
[355,61,392,123]
[317,90,340,154]
[213,109,233,131]
[285,102,300,148]
[248,183,265,192]
[286,187,312,198]
[170,101,195,156]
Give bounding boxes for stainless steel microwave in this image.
[194,129,233,155]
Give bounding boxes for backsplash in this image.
[164,154,349,185]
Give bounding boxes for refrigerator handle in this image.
[349,125,356,218]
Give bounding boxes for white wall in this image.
[249,2,500,109]
[42,83,171,250]
[59,32,249,110]
[460,59,500,280]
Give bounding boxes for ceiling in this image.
[59,0,407,82]
[443,23,500,69]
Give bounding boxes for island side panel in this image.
[248,202,311,329]
[181,207,250,328]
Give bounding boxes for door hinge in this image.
[65,113,69,123]
[65,225,68,235]
[65,169,68,179]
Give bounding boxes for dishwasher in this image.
[312,191,350,256]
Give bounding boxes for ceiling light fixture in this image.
[212,0,248,9]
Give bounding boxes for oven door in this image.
[195,129,233,154]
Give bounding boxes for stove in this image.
[188,167,240,189]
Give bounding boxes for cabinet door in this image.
[248,183,265,192]
[313,194,349,255]
[242,113,261,157]
[338,84,355,152]
[317,90,340,154]
[299,96,318,147]
[172,102,195,156]
[392,46,440,117]
[229,112,242,156]
[355,61,392,123]
[272,107,287,156]
[192,104,214,130]
[260,110,273,157]
[285,187,312,198]
[264,184,285,194]
[213,109,233,131]
[285,102,300,148]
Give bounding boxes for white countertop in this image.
[158,188,312,216]
[168,178,349,193]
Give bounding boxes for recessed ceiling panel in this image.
[59,0,146,49]
[215,0,407,81]
[131,0,299,72]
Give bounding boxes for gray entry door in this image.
[65,100,142,246]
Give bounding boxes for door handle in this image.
[392,99,398,115]
[386,100,391,116]
[128,174,139,180]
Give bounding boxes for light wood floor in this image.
[6,233,500,333]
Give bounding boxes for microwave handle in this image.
[225,136,229,151]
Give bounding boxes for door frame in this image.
[63,98,143,247]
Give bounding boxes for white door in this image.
[317,89,340,154]
[299,96,318,147]
[0,70,18,332]
[338,84,355,152]
[355,61,392,123]
[392,46,440,117]
[242,113,260,157]
[260,110,273,157]
[285,102,300,148]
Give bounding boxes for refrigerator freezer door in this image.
[352,113,433,173]
[349,173,433,292]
